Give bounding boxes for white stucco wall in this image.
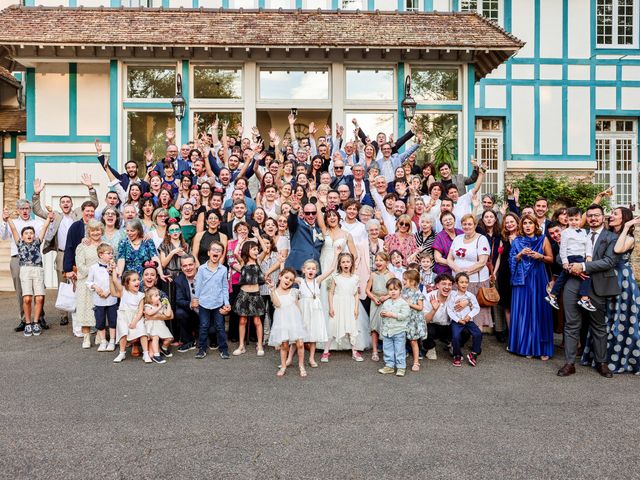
[76,63,110,136]
[35,64,69,136]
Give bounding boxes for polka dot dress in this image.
[582,251,640,375]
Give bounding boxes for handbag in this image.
[55,281,77,313]
[477,282,500,307]
[473,235,500,307]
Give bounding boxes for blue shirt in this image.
[194,262,230,310]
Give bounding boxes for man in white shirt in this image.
[1,199,52,330]
[445,167,485,229]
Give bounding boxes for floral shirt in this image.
[384,233,417,267]
[117,238,158,277]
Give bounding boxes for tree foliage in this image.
[510,174,609,211]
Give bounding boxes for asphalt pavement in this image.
[0,292,638,480]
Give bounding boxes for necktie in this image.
[591,231,597,247]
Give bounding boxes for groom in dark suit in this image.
[557,204,620,378]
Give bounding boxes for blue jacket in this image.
[284,211,324,272]
[153,158,191,178]
[62,219,87,273]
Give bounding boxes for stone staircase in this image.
[0,239,13,291]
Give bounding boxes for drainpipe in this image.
[0,132,4,183]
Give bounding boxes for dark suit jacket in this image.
[154,158,191,178]
[98,155,150,193]
[174,273,194,316]
[584,228,621,297]
[62,220,87,273]
[357,128,414,154]
[220,217,258,239]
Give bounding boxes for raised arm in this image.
[38,210,54,243]
[2,208,20,243]
[31,179,48,220]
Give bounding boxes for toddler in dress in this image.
[268,268,308,378]
[143,287,174,364]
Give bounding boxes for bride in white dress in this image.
[317,207,370,351]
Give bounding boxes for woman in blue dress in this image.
[508,214,555,359]
[582,207,640,374]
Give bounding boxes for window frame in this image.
[474,118,504,195]
[595,118,638,208]
[460,0,503,26]
[124,62,178,102]
[408,65,462,105]
[344,66,397,105]
[596,0,639,49]
[190,64,244,104]
[256,65,332,107]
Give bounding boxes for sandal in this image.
[309,359,318,368]
[276,367,287,377]
[371,353,379,362]
[411,363,420,372]
[299,366,307,377]
[540,355,549,361]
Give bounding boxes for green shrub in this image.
[509,174,609,212]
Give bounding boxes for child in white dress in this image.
[143,287,174,364]
[290,250,340,368]
[269,268,308,377]
[109,270,149,364]
[325,253,364,363]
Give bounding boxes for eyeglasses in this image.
[586,213,603,218]
[399,222,410,227]
[304,211,317,216]
[334,166,344,170]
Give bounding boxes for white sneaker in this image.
[113,351,126,363]
[426,348,437,360]
[97,342,108,352]
[94,335,101,346]
[106,341,116,352]
[82,334,91,349]
[257,348,265,357]
[142,352,152,363]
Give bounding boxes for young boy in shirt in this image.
[3,206,54,337]
[378,278,411,377]
[87,243,118,351]
[544,207,595,312]
[446,272,482,367]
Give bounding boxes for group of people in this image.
[2,114,639,378]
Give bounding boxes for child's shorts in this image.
[20,266,45,296]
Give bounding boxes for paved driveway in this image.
[0,292,637,479]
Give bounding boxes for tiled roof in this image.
[0,109,26,133]
[0,6,523,50]
[0,66,20,88]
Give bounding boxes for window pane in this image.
[259,69,329,100]
[414,113,459,170]
[267,0,292,6]
[194,112,243,141]
[411,68,459,101]
[375,0,397,9]
[341,0,365,8]
[346,69,394,101]
[127,111,174,171]
[193,67,242,99]
[345,112,395,141]
[304,0,330,8]
[406,0,420,11]
[127,66,175,99]
[229,0,257,7]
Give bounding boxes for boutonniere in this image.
[313,230,324,242]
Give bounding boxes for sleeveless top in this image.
[197,230,221,265]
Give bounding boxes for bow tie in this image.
[575,229,581,233]
[98,263,108,268]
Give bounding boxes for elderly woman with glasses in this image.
[117,218,166,284]
[383,214,417,266]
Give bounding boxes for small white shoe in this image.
[426,348,437,360]
[97,342,108,352]
[142,352,152,364]
[256,348,265,357]
[94,335,101,346]
[82,334,91,349]
[106,342,116,352]
[113,351,126,363]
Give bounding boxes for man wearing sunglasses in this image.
[285,202,324,274]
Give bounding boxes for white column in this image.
[243,62,257,131]
[331,62,344,129]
